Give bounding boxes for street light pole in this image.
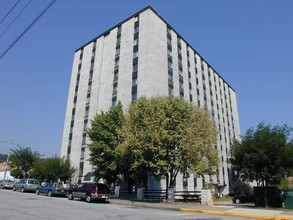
[3,140,13,180]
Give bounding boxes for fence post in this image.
[137,188,145,200]
[114,185,120,198]
[168,187,174,202]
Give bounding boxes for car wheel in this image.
[68,192,74,200]
[235,198,241,204]
[48,191,52,197]
[86,194,92,203]
[36,190,40,195]
[21,188,25,193]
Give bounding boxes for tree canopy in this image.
[30,156,76,182]
[87,102,125,184]
[9,146,40,178]
[118,96,219,187]
[231,122,293,187]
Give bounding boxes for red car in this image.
[0,180,14,189]
[67,182,109,203]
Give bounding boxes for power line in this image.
[0,0,33,39]
[0,0,22,25]
[0,0,57,60]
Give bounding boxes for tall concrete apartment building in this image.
[61,6,240,194]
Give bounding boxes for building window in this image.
[112,96,117,106]
[168,73,173,81]
[83,119,88,131]
[85,107,89,119]
[177,40,182,49]
[86,94,91,105]
[115,48,120,57]
[132,78,137,86]
[79,162,84,177]
[134,38,139,46]
[168,60,173,69]
[132,71,138,79]
[132,85,137,94]
[168,87,173,96]
[132,92,137,102]
[134,26,139,34]
[133,57,138,65]
[82,133,87,145]
[133,44,138,52]
[134,32,139,40]
[114,60,119,69]
[69,132,73,140]
[113,85,117,95]
[80,147,85,160]
[133,63,138,72]
[180,88,184,98]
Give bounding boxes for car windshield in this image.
[53,183,63,188]
[28,180,39,184]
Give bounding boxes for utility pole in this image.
[3,140,13,180]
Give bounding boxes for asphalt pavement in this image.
[109,199,293,220]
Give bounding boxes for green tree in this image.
[118,96,219,188]
[234,179,253,196]
[231,122,293,205]
[30,156,76,182]
[87,102,125,185]
[9,146,40,178]
[231,122,292,186]
[10,168,23,179]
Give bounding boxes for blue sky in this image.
[0,0,292,157]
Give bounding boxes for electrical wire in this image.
[0,0,22,25]
[0,0,57,60]
[0,0,33,39]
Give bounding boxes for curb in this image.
[180,208,293,220]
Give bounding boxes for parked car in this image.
[36,182,67,197]
[1,180,14,189]
[13,178,39,192]
[232,193,254,204]
[67,182,109,203]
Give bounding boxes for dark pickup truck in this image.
[67,182,109,203]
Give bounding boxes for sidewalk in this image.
[109,199,293,220]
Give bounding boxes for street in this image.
[0,189,258,220]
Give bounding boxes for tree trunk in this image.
[165,175,169,200]
[264,178,268,207]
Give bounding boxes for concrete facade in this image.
[61,6,240,194]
